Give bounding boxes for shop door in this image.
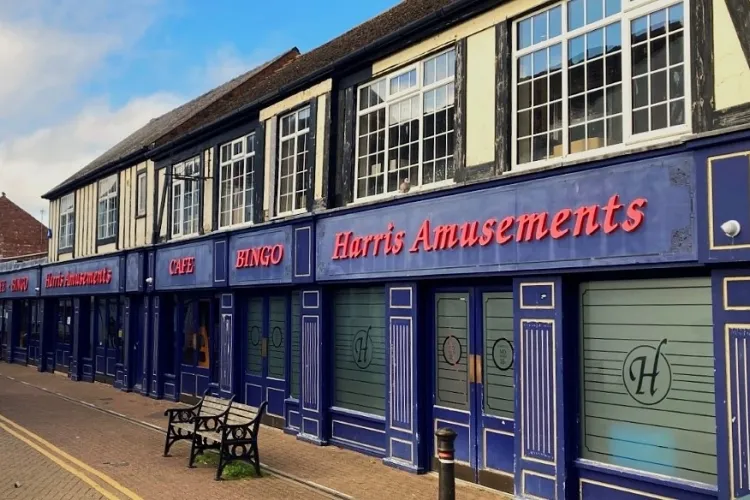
[56,299,73,372]
[27,301,42,366]
[95,297,123,381]
[432,289,515,493]
[180,298,216,400]
[0,301,8,361]
[243,294,289,427]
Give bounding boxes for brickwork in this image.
[0,194,48,260]
[0,363,505,499]
[0,426,106,500]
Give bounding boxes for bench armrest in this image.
[163,402,200,418]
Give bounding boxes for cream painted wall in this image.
[713,0,750,111]
[157,168,167,239]
[314,93,327,200]
[466,27,497,167]
[373,0,538,76]
[74,182,97,258]
[260,79,333,121]
[47,198,60,261]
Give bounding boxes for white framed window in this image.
[97,175,118,241]
[277,107,310,216]
[219,133,255,228]
[171,156,200,237]
[512,0,688,169]
[58,193,75,250]
[136,171,147,217]
[355,49,456,202]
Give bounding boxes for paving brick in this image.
[0,363,505,499]
[0,425,106,500]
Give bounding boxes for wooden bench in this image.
[162,391,234,458]
[188,401,268,480]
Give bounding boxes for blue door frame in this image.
[179,296,219,401]
[0,300,9,362]
[94,296,124,383]
[241,291,293,427]
[430,286,515,492]
[55,299,73,373]
[26,300,41,366]
[130,299,144,392]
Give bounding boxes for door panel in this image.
[180,299,213,400]
[431,289,515,493]
[477,292,515,490]
[266,296,287,419]
[433,292,473,478]
[244,297,265,406]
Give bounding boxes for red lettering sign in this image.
[169,257,196,276]
[0,281,5,293]
[332,195,648,260]
[45,268,113,289]
[236,244,284,269]
[10,278,28,292]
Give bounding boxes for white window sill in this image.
[350,179,456,208]
[512,129,693,175]
[169,232,200,243]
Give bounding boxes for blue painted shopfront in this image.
[41,255,126,385]
[311,151,725,499]
[149,237,227,402]
[226,221,315,430]
[0,268,42,367]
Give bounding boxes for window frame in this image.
[276,106,312,217]
[96,174,118,243]
[353,47,458,203]
[58,193,75,251]
[510,0,691,172]
[218,133,256,229]
[135,170,147,218]
[170,156,201,239]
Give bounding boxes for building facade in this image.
[2,0,750,498]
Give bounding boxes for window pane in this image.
[333,288,386,416]
[484,293,514,419]
[246,298,263,375]
[436,293,469,410]
[580,278,716,485]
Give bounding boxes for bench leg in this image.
[215,444,227,481]
[252,442,261,477]
[188,434,201,468]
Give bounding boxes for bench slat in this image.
[230,408,257,418]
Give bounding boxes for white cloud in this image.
[0,0,171,222]
[0,93,183,220]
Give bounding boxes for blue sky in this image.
[89,0,400,108]
[0,0,400,219]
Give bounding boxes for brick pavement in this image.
[0,372,336,500]
[0,363,506,499]
[0,425,106,500]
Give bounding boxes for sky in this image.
[0,0,400,223]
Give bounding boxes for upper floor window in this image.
[136,171,147,217]
[58,193,75,251]
[171,156,200,238]
[219,133,255,228]
[355,49,456,201]
[278,107,310,216]
[512,0,687,168]
[97,175,118,241]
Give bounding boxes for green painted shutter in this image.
[580,277,716,485]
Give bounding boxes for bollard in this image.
[435,427,457,500]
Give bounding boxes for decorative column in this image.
[69,297,89,381]
[150,295,163,399]
[513,277,570,500]
[218,293,236,400]
[119,296,131,390]
[3,302,13,363]
[140,296,151,396]
[711,269,747,500]
[297,287,328,446]
[38,298,54,373]
[383,283,423,473]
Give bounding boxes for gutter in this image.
[147,0,488,159]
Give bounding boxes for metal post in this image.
[435,427,457,500]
